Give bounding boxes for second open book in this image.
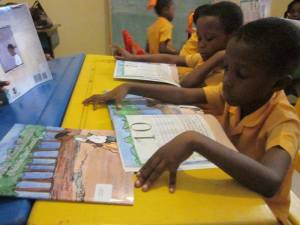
[108,95,236,172]
[114,60,180,86]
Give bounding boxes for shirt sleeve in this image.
[159,24,172,43]
[185,53,202,68]
[201,83,225,115]
[266,121,300,159]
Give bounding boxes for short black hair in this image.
[154,0,173,16]
[7,44,15,49]
[284,0,300,18]
[197,1,243,35]
[193,4,210,25]
[233,17,300,76]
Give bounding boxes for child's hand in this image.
[0,81,9,91]
[135,131,195,193]
[112,45,134,61]
[82,84,129,110]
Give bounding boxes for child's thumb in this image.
[115,98,123,110]
[115,56,125,61]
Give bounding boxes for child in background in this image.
[284,0,300,20]
[179,5,209,57]
[84,18,300,225]
[147,0,177,54]
[115,1,243,88]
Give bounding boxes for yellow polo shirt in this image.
[185,53,204,68]
[147,17,173,54]
[185,49,224,86]
[179,31,199,57]
[204,67,224,86]
[202,84,300,225]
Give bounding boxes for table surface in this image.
[28,54,277,225]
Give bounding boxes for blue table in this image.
[0,54,85,225]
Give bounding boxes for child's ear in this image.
[272,75,293,92]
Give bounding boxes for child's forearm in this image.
[159,45,178,55]
[188,131,290,197]
[131,54,186,66]
[180,51,225,88]
[125,83,206,105]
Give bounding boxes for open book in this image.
[0,124,133,205]
[108,95,235,172]
[114,60,180,86]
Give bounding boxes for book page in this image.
[114,60,180,86]
[126,114,215,165]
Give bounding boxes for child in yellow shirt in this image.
[84,18,300,225]
[115,2,243,87]
[179,4,209,57]
[147,0,176,54]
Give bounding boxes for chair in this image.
[122,30,145,55]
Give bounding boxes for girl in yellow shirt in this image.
[147,0,177,54]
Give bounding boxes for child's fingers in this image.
[112,44,122,53]
[168,170,177,193]
[82,95,95,105]
[115,96,123,110]
[0,81,9,87]
[115,55,125,61]
[136,155,161,186]
[141,161,166,192]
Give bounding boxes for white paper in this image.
[87,135,107,144]
[114,60,180,86]
[93,184,113,202]
[126,114,215,168]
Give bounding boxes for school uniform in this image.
[147,17,173,54]
[179,31,198,57]
[202,83,300,225]
[184,53,224,86]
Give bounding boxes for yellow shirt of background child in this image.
[205,67,224,86]
[147,17,173,54]
[184,54,224,86]
[179,31,198,57]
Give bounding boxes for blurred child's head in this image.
[7,44,16,56]
[193,4,210,25]
[223,18,300,109]
[196,1,243,61]
[285,0,300,20]
[153,0,175,21]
